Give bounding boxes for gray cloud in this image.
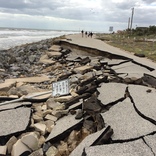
[0,0,155,31]
[142,0,156,4]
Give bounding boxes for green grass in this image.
[96,33,156,62]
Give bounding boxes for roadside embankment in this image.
[0,34,156,156]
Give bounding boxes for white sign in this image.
[52,79,69,97]
[109,26,113,32]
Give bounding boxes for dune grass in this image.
[96,33,156,62]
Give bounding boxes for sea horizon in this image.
[0,26,79,33]
[0,27,78,50]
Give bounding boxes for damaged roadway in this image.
[0,34,156,155]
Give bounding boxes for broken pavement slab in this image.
[144,133,156,155]
[21,132,39,151]
[0,102,32,111]
[0,146,7,155]
[118,73,143,82]
[104,58,130,66]
[69,127,108,156]
[46,114,83,142]
[39,54,56,65]
[84,139,154,156]
[101,98,156,140]
[0,107,31,136]
[46,51,62,58]
[11,139,31,156]
[24,91,52,101]
[0,81,16,92]
[97,82,127,105]
[0,91,52,107]
[73,65,93,74]
[128,84,156,123]
[142,70,156,87]
[5,75,50,83]
[48,45,62,52]
[112,61,150,74]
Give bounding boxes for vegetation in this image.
[96,25,156,62]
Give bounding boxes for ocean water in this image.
[0,27,77,50]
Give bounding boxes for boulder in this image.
[0,146,7,155]
[45,114,58,122]
[29,148,43,156]
[57,141,69,155]
[45,120,55,133]
[11,139,31,156]
[6,136,17,154]
[46,146,60,156]
[21,132,39,151]
[34,123,46,135]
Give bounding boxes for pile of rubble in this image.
[0,36,156,156]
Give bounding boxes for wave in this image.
[0,28,78,50]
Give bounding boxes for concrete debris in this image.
[128,84,156,123]
[46,114,83,142]
[0,145,7,155]
[46,146,60,156]
[101,98,156,140]
[0,107,31,136]
[112,61,150,74]
[73,65,93,74]
[143,71,156,87]
[70,127,108,156]
[6,136,17,154]
[11,139,31,156]
[144,133,156,155]
[49,45,62,52]
[0,81,16,92]
[97,82,127,105]
[21,132,39,151]
[0,35,156,156]
[84,139,154,156]
[29,148,43,156]
[34,123,47,135]
[0,102,32,111]
[5,75,50,83]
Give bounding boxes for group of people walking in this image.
[81,30,93,38]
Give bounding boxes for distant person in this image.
[81,30,84,37]
[90,32,93,38]
[85,31,88,37]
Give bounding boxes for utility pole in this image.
[130,7,134,33]
[128,17,130,30]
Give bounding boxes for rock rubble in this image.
[0,35,156,155]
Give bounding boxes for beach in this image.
[0,33,156,156]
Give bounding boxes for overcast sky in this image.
[0,0,155,32]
